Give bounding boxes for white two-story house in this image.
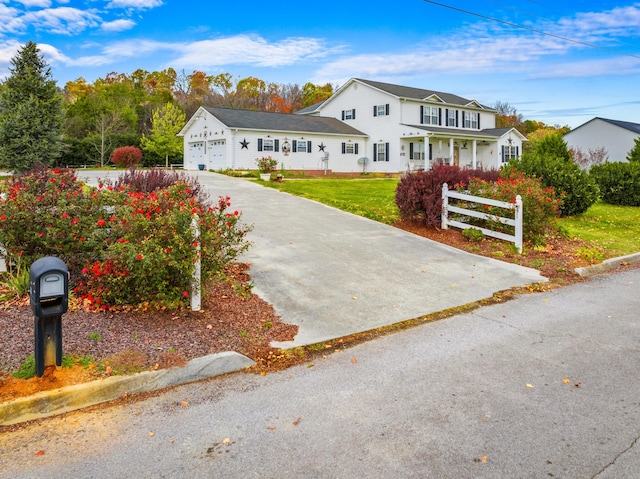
[179,78,525,173]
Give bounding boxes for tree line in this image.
[0,42,335,172]
[0,41,565,173]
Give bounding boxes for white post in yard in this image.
[441,183,449,230]
[514,195,523,254]
[190,214,201,311]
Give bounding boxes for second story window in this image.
[422,106,439,125]
[373,104,389,116]
[342,109,356,120]
[447,109,457,127]
[464,112,479,129]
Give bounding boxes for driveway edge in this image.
[0,351,254,426]
[574,252,640,277]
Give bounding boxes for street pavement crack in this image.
[591,434,640,478]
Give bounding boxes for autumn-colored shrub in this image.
[109,168,209,205]
[504,134,598,216]
[0,165,109,276]
[0,167,252,308]
[74,186,251,308]
[466,170,561,245]
[111,146,142,169]
[395,165,499,227]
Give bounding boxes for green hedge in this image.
[590,162,640,206]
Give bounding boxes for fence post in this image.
[441,183,449,230]
[514,195,523,254]
[190,214,201,311]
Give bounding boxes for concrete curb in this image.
[0,351,254,426]
[574,252,640,277]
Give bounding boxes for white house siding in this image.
[313,79,513,172]
[181,107,367,172]
[564,118,639,163]
[226,131,366,172]
[180,79,526,173]
[314,81,398,172]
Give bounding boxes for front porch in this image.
[403,135,497,171]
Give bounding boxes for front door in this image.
[454,147,459,167]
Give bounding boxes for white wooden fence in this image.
[441,183,523,253]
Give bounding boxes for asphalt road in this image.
[1,267,638,478]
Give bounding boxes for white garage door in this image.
[208,140,226,170]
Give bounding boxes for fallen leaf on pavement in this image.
[351,357,358,364]
[148,431,155,437]
[181,401,188,408]
[526,384,534,388]
[292,417,302,426]
[222,438,231,444]
[35,450,45,456]
[482,455,487,464]
[562,378,571,384]
[267,426,276,431]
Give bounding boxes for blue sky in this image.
[1,0,639,129]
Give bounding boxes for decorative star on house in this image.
[318,142,326,152]
[240,138,250,149]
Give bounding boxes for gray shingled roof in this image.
[203,107,366,136]
[599,118,640,135]
[402,124,516,139]
[356,79,494,110]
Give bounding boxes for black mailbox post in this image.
[29,256,68,377]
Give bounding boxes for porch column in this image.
[448,138,454,165]
[472,139,477,168]
[425,136,430,170]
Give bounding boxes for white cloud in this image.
[107,0,163,9]
[101,18,136,32]
[15,0,51,7]
[170,34,337,68]
[11,7,102,35]
[0,3,25,34]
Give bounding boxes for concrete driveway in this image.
[194,173,546,347]
[78,171,546,347]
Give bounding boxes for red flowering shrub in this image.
[73,184,251,308]
[395,165,500,227]
[0,167,252,308]
[111,146,142,169]
[0,166,109,276]
[466,170,562,245]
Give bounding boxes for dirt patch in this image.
[394,219,600,289]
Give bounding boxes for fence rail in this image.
[441,183,523,253]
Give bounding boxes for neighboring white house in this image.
[564,117,640,163]
[179,78,526,173]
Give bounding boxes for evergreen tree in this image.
[626,137,640,163]
[0,41,64,172]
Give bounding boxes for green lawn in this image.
[264,178,400,224]
[264,178,640,258]
[558,202,640,257]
